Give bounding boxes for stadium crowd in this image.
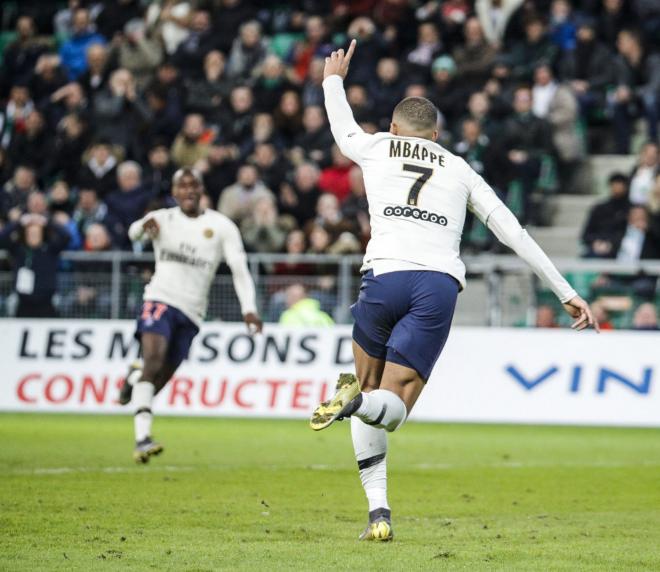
[0,0,658,324]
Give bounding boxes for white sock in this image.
[126,366,143,387]
[133,381,154,442]
[354,389,407,432]
[351,416,389,512]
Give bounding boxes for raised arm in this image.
[467,167,598,332]
[322,40,372,163]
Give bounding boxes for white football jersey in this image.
[323,75,578,303]
[336,129,502,289]
[128,207,256,325]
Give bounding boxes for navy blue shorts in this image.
[351,270,458,382]
[135,301,200,369]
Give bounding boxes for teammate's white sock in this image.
[126,366,143,387]
[133,381,155,442]
[354,389,407,432]
[351,416,389,511]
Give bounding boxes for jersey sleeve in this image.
[464,162,504,224]
[220,217,257,315]
[128,209,164,242]
[322,75,373,163]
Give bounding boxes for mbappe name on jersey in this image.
[389,140,445,167]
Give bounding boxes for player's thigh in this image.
[353,340,385,392]
[140,333,169,378]
[378,361,426,414]
[153,362,178,395]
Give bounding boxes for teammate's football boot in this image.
[118,360,143,406]
[133,437,164,464]
[359,508,394,541]
[310,373,361,431]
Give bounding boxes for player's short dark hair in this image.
[173,167,203,186]
[392,97,439,133]
[608,172,628,186]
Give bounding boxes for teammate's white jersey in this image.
[128,207,257,325]
[323,75,577,302]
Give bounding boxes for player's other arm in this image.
[322,40,371,163]
[467,168,599,332]
[221,219,263,334]
[128,212,160,241]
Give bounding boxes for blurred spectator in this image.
[59,7,107,81]
[507,17,558,81]
[66,222,114,318]
[227,20,268,81]
[370,58,406,129]
[273,90,304,146]
[0,213,69,317]
[499,85,553,223]
[453,17,497,92]
[429,56,467,129]
[77,43,111,98]
[52,113,89,186]
[549,0,577,52]
[78,140,118,198]
[252,143,288,192]
[48,180,76,216]
[631,302,659,330]
[611,29,660,153]
[615,206,660,261]
[47,81,88,131]
[241,195,288,253]
[3,16,51,86]
[0,165,39,223]
[628,142,659,206]
[292,105,334,167]
[345,17,387,85]
[279,283,334,326]
[532,63,583,186]
[535,304,559,327]
[172,9,217,79]
[307,193,356,241]
[30,54,68,107]
[475,0,524,47]
[590,299,615,330]
[273,229,314,277]
[318,145,353,202]
[292,15,334,83]
[171,113,211,167]
[597,0,634,49]
[72,188,108,236]
[342,165,370,246]
[582,173,631,258]
[145,0,192,56]
[185,51,230,122]
[223,86,255,144]
[115,19,163,90]
[307,223,331,254]
[1,84,34,150]
[280,163,321,227]
[200,143,239,205]
[92,69,148,154]
[406,21,443,83]
[301,58,326,108]
[144,142,176,201]
[105,161,154,249]
[211,0,256,55]
[8,110,52,181]
[218,164,274,224]
[559,18,614,122]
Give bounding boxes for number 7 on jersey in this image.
[403,164,433,206]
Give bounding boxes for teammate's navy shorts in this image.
[351,270,459,382]
[135,300,199,369]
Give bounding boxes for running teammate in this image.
[310,41,598,541]
[119,168,262,463]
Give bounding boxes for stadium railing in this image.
[0,251,658,326]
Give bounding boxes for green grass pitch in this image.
[1,414,659,571]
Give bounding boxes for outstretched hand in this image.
[323,39,357,80]
[244,312,263,335]
[563,296,600,332]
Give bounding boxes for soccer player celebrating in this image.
[120,168,262,463]
[310,41,599,541]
